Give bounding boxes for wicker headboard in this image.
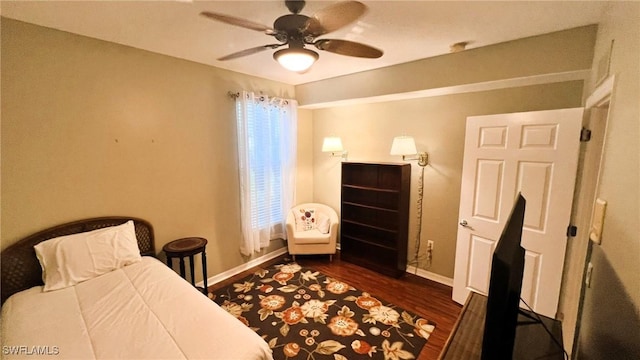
[1,217,155,305]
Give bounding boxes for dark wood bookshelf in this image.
[340,162,410,277]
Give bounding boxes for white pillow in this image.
[294,208,316,231]
[34,220,141,292]
[317,213,331,234]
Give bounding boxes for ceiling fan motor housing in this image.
[274,14,311,47]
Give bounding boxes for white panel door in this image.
[452,108,583,318]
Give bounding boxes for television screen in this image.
[481,193,526,360]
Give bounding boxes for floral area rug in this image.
[211,262,435,360]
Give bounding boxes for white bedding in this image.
[1,257,273,360]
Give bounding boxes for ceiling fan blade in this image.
[305,1,367,37]
[314,39,383,59]
[200,11,275,34]
[218,44,283,61]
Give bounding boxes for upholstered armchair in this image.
[286,203,339,261]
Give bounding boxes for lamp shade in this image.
[273,48,319,72]
[390,136,418,156]
[322,137,344,152]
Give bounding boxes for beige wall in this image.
[296,25,596,106]
[0,18,309,281]
[3,6,636,357]
[311,81,584,278]
[295,108,315,205]
[5,18,633,357]
[305,25,596,280]
[575,2,640,359]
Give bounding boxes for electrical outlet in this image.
[426,240,434,263]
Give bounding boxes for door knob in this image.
[459,219,469,227]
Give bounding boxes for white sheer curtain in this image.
[236,91,297,255]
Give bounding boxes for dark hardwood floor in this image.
[207,252,462,360]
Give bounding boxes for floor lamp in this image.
[390,136,429,267]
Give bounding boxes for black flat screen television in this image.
[481,193,526,360]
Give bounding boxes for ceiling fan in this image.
[200,0,383,72]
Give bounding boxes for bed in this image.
[1,217,273,360]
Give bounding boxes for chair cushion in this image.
[316,213,330,234]
[291,229,331,244]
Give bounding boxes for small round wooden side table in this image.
[163,237,208,295]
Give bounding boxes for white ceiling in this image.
[1,1,608,85]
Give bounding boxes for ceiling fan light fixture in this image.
[273,47,319,72]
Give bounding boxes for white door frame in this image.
[562,75,616,357]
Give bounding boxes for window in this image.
[235,92,297,255]
[241,101,283,228]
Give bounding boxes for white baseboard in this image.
[196,247,453,289]
[406,265,454,287]
[196,247,288,288]
[340,243,453,287]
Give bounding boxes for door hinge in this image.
[580,127,592,142]
[567,225,578,237]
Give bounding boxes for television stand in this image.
[518,308,543,326]
[439,292,565,360]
